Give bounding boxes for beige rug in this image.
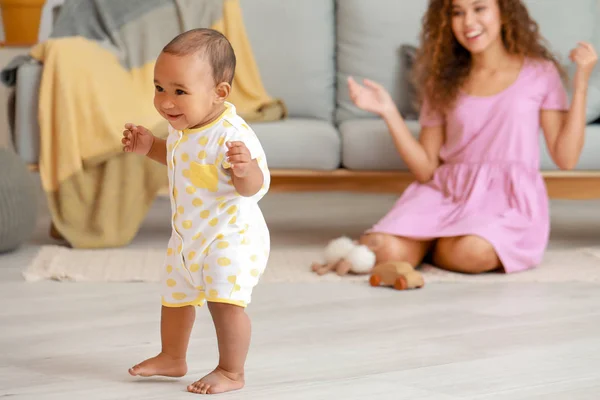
[22,244,600,285]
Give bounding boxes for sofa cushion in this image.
[340,119,600,171]
[585,72,600,124]
[340,118,420,170]
[336,0,429,123]
[399,45,419,120]
[396,2,600,124]
[337,1,600,125]
[540,124,600,170]
[251,119,340,170]
[241,0,335,121]
[524,0,600,123]
[524,0,599,62]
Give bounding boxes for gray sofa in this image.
[7,0,600,176]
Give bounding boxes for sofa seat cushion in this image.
[340,119,600,171]
[340,118,419,170]
[251,119,340,170]
[540,124,600,171]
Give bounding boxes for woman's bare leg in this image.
[432,235,502,274]
[359,232,434,266]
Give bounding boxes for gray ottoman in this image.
[0,148,38,253]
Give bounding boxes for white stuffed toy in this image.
[311,236,376,276]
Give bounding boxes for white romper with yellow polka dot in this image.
[161,102,270,308]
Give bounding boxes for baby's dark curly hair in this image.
[412,0,567,114]
[163,28,236,85]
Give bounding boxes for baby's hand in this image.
[122,123,155,155]
[226,141,252,178]
[570,42,598,81]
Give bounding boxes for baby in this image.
[121,28,270,395]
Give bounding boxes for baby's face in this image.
[153,52,219,130]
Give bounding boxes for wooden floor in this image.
[2,191,600,399]
[2,279,600,399]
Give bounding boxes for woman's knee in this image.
[359,233,432,266]
[432,236,501,274]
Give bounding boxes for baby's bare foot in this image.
[128,352,187,378]
[187,367,245,395]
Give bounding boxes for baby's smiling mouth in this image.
[165,112,183,120]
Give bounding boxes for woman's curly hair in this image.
[412,0,567,114]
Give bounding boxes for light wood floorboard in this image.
[2,181,600,399]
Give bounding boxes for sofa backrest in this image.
[524,0,599,63]
[335,0,429,123]
[46,0,599,125]
[525,0,600,124]
[334,0,600,124]
[241,0,336,122]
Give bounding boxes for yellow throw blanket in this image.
[30,0,285,248]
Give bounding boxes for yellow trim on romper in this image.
[207,298,247,308]
[182,103,232,134]
[161,296,247,309]
[162,296,206,308]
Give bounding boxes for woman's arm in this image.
[348,76,444,183]
[542,42,597,170]
[383,107,444,183]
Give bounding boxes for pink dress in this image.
[370,59,569,273]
